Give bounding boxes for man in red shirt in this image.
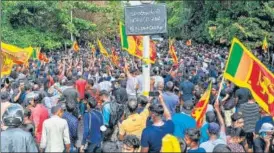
[75,75,87,100]
[45,73,54,90]
[29,94,49,145]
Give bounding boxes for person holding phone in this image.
[140,91,174,153]
[253,123,274,152]
[118,98,150,141]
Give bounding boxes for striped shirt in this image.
[239,102,260,132]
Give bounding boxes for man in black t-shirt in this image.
[235,87,250,110]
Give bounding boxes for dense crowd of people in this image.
[0,40,273,153]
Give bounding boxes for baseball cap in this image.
[259,123,274,133]
[208,122,220,134]
[181,100,194,115]
[231,112,243,122]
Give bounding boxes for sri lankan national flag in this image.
[73,41,79,52]
[1,42,33,65]
[119,22,157,64]
[0,52,14,77]
[168,39,178,64]
[191,82,212,128]
[97,39,109,57]
[224,38,274,117]
[111,47,119,66]
[262,36,268,52]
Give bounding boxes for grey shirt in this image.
[1,128,38,152]
[239,102,260,133]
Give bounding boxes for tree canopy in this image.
[1,1,122,51]
[167,0,274,50]
[2,1,273,51]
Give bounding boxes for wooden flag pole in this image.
[216,76,225,102]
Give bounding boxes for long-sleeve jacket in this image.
[1,128,38,152]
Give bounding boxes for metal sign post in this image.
[124,3,167,96]
[142,35,150,96]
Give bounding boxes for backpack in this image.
[108,101,124,128]
[161,134,181,153]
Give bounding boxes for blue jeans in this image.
[70,146,77,153]
[86,143,101,153]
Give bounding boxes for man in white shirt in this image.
[126,68,139,99]
[98,75,112,92]
[40,105,70,152]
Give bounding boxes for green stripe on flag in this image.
[120,22,129,49]
[31,48,37,59]
[226,42,244,77]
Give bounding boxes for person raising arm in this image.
[140,91,174,153]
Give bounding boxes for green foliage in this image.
[167,0,274,49]
[3,1,273,51]
[89,1,123,41]
[1,1,121,50]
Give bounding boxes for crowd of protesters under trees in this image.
[1,39,274,152]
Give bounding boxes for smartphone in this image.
[5,78,9,84]
[149,91,160,97]
[246,132,254,149]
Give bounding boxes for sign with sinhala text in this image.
[125,4,167,35]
